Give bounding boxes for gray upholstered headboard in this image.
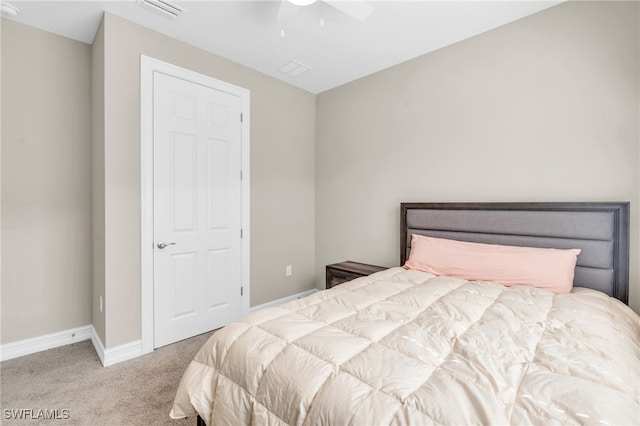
[400,202,630,304]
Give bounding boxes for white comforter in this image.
[171,267,640,425]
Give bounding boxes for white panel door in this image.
[153,71,243,348]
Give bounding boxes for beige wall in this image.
[99,13,316,347]
[91,19,106,345]
[316,1,640,313]
[1,19,93,343]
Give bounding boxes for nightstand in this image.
[325,261,387,289]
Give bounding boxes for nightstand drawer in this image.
[325,261,387,289]
[328,270,362,288]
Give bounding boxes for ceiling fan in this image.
[282,0,374,22]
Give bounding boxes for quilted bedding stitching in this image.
[506,293,554,424]
[210,270,463,423]
[172,267,640,425]
[243,271,453,422]
[296,279,486,419]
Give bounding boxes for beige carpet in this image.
[0,331,214,425]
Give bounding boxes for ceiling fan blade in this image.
[274,0,285,32]
[323,0,374,21]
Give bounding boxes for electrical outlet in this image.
[286,265,293,277]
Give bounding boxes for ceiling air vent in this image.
[278,60,311,78]
[137,0,185,19]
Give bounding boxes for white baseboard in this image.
[90,326,106,364]
[0,325,93,362]
[0,325,141,368]
[250,288,319,312]
[0,289,319,365]
[90,327,142,367]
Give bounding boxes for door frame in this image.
[140,55,250,355]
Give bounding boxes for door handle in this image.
[157,241,176,249]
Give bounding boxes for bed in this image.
[170,202,639,425]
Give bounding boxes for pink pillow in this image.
[404,234,581,294]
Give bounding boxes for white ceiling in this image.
[3,0,562,93]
